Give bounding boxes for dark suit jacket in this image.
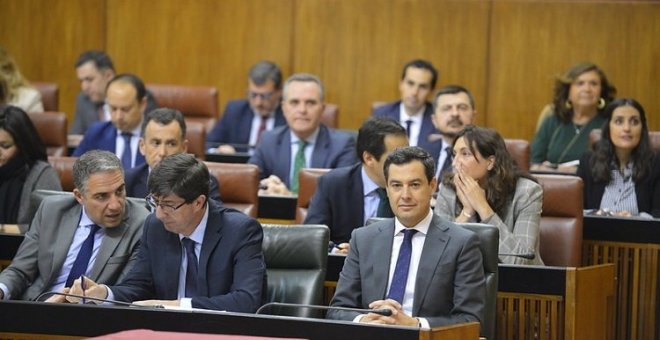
[248,125,357,188]
[110,200,266,312]
[70,91,158,135]
[206,99,286,151]
[125,163,222,202]
[327,214,485,327]
[72,121,146,168]
[372,101,442,163]
[577,151,660,217]
[0,195,148,300]
[304,163,366,244]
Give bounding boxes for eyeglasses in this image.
[247,91,276,101]
[145,194,188,212]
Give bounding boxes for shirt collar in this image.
[393,209,433,236]
[399,102,425,120]
[116,123,142,138]
[360,165,380,197]
[290,127,320,146]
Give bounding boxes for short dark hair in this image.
[401,59,439,89]
[140,108,187,138]
[357,117,407,163]
[249,61,282,89]
[73,150,123,194]
[75,50,115,72]
[433,84,476,110]
[553,62,617,123]
[384,146,435,183]
[106,73,147,102]
[0,105,47,166]
[148,153,210,202]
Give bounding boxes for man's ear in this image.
[73,188,84,205]
[138,137,146,156]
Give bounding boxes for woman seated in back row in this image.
[577,98,660,218]
[435,125,544,265]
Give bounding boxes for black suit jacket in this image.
[304,163,365,244]
[206,99,286,151]
[577,151,660,217]
[110,200,267,312]
[125,163,222,202]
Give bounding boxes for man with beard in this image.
[430,85,477,180]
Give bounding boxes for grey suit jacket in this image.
[435,177,544,265]
[0,195,148,300]
[327,214,485,327]
[17,161,62,224]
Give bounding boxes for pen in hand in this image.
[80,275,87,304]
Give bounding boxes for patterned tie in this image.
[290,140,308,193]
[256,116,268,145]
[65,224,101,287]
[405,120,413,138]
[440,146,453,176]
[182,238,198,298]
[120,132,133,169]
[376,188,394,218]
[387,229,417,303]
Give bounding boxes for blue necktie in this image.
[65,224,101,287]
[440,146,453,175]
[405,120,413,138]
[120,132,133,169]
[387,229,417,303]
[182,238,198,297]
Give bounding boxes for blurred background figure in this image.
[0,47,43,112]
[0,105,61,224]
[531,62,616,173]
[577,98,660,218]
[435,125,543,265]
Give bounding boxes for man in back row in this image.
[72,51,157,135]
[249,73,356,195]
[125,108,221,201]
[0,150,148,301]
[206,61,287,154]
[304,117,408,251]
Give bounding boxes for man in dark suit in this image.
[125,108,220,201]
[0,150,148,301]
[73,74,150,170]
[249,73,356,195]
[304,117,408,251]
[372,59,441,159]
[206,61,287,153]
[70,153,266,312]
[327,147,485,328]
[71,51,157,135]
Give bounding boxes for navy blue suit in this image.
[72,121,146,168]
[248,125,357,188]
[206,99,287,151]
[109,200,267,312]
[125,163,222,202]
[304,163,365,244]
[373,101,441,163]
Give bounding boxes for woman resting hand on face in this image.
[435,126,544,265]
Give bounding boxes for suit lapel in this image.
[349,165,365,226]
[197,203,223,296]
[413,215,450,315]
[276,128,292,187]
[88,202,132,280]
[47,205,83,285]
[310,125,330,168]
[366,221,395,301]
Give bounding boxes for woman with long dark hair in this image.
[577,98,660,218]
[436,125,543,264]
[0,105,61,224]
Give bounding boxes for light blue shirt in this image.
[114,125,141,168]
[289,128,320,184]
[360,166,381,224]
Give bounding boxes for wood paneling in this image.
[0,0,105,120]
[292,0,491,129]
[105,0,294,116]
[488,1,660,140]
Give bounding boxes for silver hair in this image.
[282,73,324,102]
[73,150,123,194]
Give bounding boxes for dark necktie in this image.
[376,188,394,218]
[182,238,198,298]
[291,140,308,193]
[387,229,417,303]
[405,120,413,138]
[256,117,268,145]
[65,224,101,287]
[120,132,133,169]
[440,146,453,176]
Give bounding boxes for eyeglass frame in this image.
[145,194,188,212]
[247,90,277,101]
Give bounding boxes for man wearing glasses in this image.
[206,61,287,154]
[68,153,266,312]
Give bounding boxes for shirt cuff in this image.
[0,283,10,300]
[104,285,115,305]
[179,298,193,309]
[352,314,366,323]
[417,317,431,329]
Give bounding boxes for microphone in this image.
[256,302,392,316]
[499,252,536,260]
[35,291,165,309]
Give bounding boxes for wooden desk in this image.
[583,216,660,340]
[0,301,479,340]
